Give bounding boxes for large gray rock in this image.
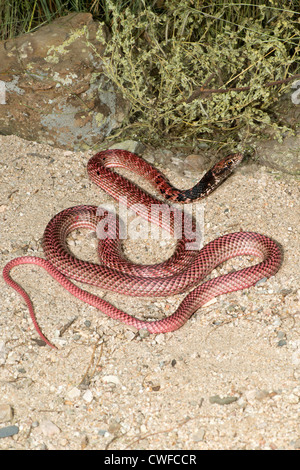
[255,133,300,176]
[0,13,129,150]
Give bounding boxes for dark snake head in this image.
[212,153,244,179]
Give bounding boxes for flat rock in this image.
[0,404,13,423]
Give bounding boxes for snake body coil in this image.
[3,150,282,349]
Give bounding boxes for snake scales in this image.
[3,150,282,349]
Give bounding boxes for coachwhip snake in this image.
[3,150,282,349]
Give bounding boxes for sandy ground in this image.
[0,134,299,450]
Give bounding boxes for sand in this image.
[0,134,299,450]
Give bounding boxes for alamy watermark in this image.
[95,197,205,251]
[291,80,300,105]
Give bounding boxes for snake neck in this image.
[163,153,244,203]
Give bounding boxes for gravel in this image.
[0,134,299,450]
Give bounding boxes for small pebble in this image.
[209,395,238,405]
[108,420,121,433]
[67,387,81,400]
[102,375,120,386]
[245,389,272,401]
[38,419,61,437]
[0,425,19,439]
[0,341,7,365]
[82,390,93,403]
[140,424,147,433]
[0,404,13,423]
[254,390,272,401]
[155,333,165,344]
[192,428,206,442]
[124,330,136,341]
[285,393,299,405]
[255,277,268,286]
[138,329,150,339]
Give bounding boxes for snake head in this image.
[212,153,244,177]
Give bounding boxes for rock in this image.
[244,389,274,402]
[38,419,61,437]
[109,140,146,154]
[155,333,165,345]
[192,428,206,442]
[209,395,238,405]
[0,341,7,365]
[254,132,300,175]
[82,389,93,403]
[285,393,299,405]
[0,13,129,150]
[67,386,81,400]
[124,329,136,341]
[108,419,121,434]
[102,375,120,386]
[255,277,268,286]
[184,153,209,171]
[0,404,13,423]
[138,329,150,339]
[0,425,19,438]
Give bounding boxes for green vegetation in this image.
[1,1,299,147]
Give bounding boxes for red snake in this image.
[3,150,282,349]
